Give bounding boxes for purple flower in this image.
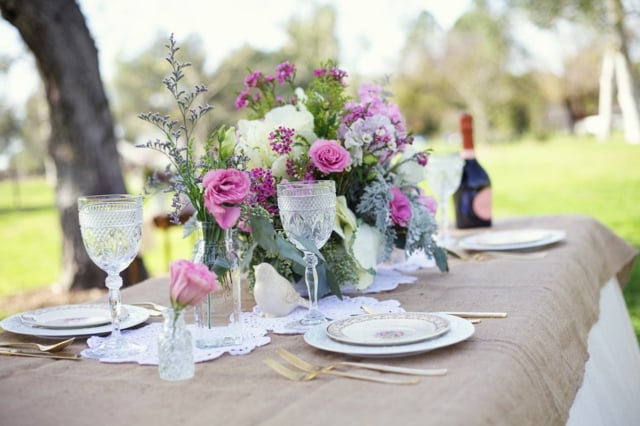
[309,139,351,174]
[268,126,295,155]
[389,187,412,227]
[276,61,296,84]
[235,89,250,109]
[203,169,251,229]
[418,194,438,215]
[249,168,277,214]
[416,151,428,166]
[169,260,219,310]
[244,71,262,88]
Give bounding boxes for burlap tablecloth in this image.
[0,215,637,426]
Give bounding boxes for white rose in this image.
[350,222,382,272]
[237,105,318,170]
[236,119,277,169]
[333,196,357,240]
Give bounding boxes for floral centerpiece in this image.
[235,60,448,296]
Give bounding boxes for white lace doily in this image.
[84,253,431,362]
[377,249,436,273]
[244,295,406,335]
[83,324,271,364]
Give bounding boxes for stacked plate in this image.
[304,312,475,358]
[458,228,566,251]
[0,304,149,339]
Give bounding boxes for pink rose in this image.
[309,139,351,174]
[203,169,251,229]
[169,259,219,310]
[389,187,412,227]
[418,194,437,215]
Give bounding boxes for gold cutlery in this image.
[440,311,508,319]
[0,337,75,353]
[264,358,419,385]
[276,348,446,377]
[0,348,81,360]
[360,305,502,321]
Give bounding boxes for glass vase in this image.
[192,222,244,348]
[158,308,194,381]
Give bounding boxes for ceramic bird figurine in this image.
[253,263,308,317]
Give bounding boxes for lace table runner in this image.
[84,325,271,364]
[85,251,432,362]
[244,296,405,335]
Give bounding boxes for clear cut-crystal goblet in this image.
[78,194,144,359]
[425,153,464,246]
[277,180,336,332]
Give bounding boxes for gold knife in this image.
[0,349,81,360]
[440,311,508,319]
[360,306,506,319]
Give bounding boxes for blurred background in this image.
[0,0,638,340]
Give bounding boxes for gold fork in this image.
[264,358,419,385]
[276,348,446,376]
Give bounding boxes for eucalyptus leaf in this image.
[433,246,449,273]
[284,232,326,262]
[324,266,343,299]
[250,215,278,252]
[275,236,306,266]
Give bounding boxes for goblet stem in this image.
[301,251,325,326]
[106,274,123,340]
[438,191,450,245]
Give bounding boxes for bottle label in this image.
[473,188,492,221]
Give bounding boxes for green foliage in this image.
[303,60,350,140]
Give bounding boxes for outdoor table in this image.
[0,215,638,426]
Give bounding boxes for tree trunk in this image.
[0,0,148,290]
[606,0,640,144]
[597,49,615,140]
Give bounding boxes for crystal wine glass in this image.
[78,194,144,359]
[425,153,464,246]
[277,180,336,332]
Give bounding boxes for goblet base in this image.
[81,333,146,360]
[284,315,328,334]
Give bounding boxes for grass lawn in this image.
[1,134,639,341]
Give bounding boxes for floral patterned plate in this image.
[1,305,148,339]
[19,304,128,329]
[326,312,450,346]
[305,313,474,358]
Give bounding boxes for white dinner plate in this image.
[458,229,566,251]
[305,313,474,358]
[0,304,149,339]
[20,304,129,329]
[326,312,450,346]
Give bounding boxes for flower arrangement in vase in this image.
[235,60,448,296]
[138,34,251,347]
[158,258,219,381]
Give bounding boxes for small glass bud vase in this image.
[158,308,194,381]
[193,222,244,348]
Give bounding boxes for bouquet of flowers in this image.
[138,35,251,282]
[235,60,448,295]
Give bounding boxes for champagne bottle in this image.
[454,113,492,228]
